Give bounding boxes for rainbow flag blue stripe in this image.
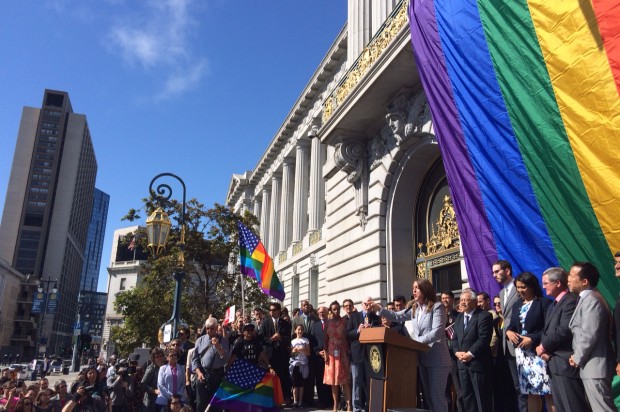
[408,0,620,300]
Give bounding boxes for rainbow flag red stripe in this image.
[238,222,285,301]
[408,0,620,300]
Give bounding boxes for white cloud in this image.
[156,59,207,101]
[105,0,206,100]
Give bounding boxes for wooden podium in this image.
[359,327,430,412]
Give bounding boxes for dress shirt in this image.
[191,334,230,373]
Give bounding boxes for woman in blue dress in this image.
[506,272,554,412]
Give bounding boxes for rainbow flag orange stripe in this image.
[238,222,285,301]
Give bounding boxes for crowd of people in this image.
[3,256,619,412]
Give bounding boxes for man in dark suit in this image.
[452,288,493,412]
[492,260,524,412]
[309,306,331,408]
[259,302,292,405]
[346,296,380,412]
[536,267,589,412]
[292,300,319,337]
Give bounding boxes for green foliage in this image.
[110,199,271,357]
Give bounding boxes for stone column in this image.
[347,0,372,66]
[279,159,294,252]
[292,142,310,242]
[253,198,261,221]
[308,135,325,232]
[268,174,281,257]
[371,1,398,37]
[260,188,270,246]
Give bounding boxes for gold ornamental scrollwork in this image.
[309,229,322,246]
[322,0,410,123]
[416,195,461,279]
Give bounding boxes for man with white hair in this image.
[452,288,493,412]
[192,316,230,412]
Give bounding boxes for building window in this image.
[119,278,126,290]
[309,267,318,308]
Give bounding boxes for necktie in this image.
[171,365,177,394]
[322,321,325,330]
[464,314,470,330]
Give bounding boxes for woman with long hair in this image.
[506,272,553,412]
[14,398,34,412]
[323,301,352,412]
[370,278,451,412]
[34,389,58,412]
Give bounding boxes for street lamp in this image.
[35,276,58,357]
[147,173,186,343]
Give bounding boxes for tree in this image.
[110,199,272,356]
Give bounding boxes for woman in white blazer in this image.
[370,278,451,412]
[156,350,188,408]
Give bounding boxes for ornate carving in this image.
[416,195,461,278]
[292,242,302,256]
[322,0,410,123]
[309,229,322,246]
[278,251,287,264]
[368,128,390,168]
[334,138,368,228]
[386,88,431,146]
[309,253,318,267]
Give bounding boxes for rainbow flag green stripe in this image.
[477,0,616,299]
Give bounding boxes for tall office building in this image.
[80,188,109,292]
[0,89,98,357]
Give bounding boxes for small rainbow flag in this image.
[238,222,285,301]
[408,0,620,300]
[209,358,284,412]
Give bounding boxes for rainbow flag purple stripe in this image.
[408,0,620,300]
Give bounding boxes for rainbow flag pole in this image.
[408,0,620,301]
[237,221,285,301]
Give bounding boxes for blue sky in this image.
[0,1,347,292]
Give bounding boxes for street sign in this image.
[73,321,81,335]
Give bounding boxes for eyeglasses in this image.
[494,302,501,306]
[269,308,279,312]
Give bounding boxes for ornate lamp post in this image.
[35,276,58,356]
[146,173,186,343]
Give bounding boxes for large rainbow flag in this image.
[408,0,620,300]
[238,221,285,301]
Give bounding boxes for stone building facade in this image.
[226,0,467,308]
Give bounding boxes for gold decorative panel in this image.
[416,195,461,278]
[322,0,410,123]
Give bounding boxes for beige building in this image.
[226,0,467,309]
[0,90,97,357]
[101,226,146,359]
[0,259,25,350]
